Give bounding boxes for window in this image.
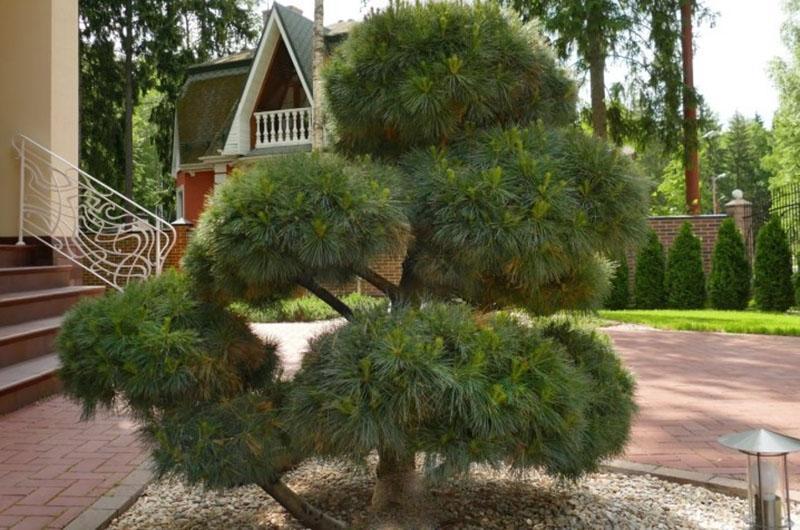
[175,186,185,222]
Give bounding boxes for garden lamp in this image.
[719,429,800,529]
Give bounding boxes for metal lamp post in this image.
[712,173,728,214]
[719,429,800,529]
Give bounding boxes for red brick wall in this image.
[177,170,214,225]
[645,214,726,274]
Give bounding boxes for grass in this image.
[231,293,387,323]
[599,309,800,336]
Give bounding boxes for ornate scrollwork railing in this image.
[13,134,176,291]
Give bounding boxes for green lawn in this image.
[598,309,800,336]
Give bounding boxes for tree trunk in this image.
[259,478,346,530]
[587,24,607,139]
[370,452,432,529]
[123,0,134,199]
[681,0,701,214]
[311,0,325,150]
[297,277,354,321]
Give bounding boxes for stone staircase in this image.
[0,244,104,415]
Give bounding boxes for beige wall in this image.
[0,0,79,238]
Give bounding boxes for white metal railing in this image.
[13,134,176,291]
[254,107,312,148]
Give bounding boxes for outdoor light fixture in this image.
[719,429,800,529]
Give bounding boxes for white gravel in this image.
[107,458,800,529]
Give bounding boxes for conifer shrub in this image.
[634,230,666,309]
[604,256,630,310]
[708,219,751,310]
[754,218,794,312]
[58,3,650,529]
[795,271,800,308]
[665,222,706,309]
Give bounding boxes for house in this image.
[173,3,351,225]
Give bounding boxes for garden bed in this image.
[107,458,789,529]
[599,309,800,336]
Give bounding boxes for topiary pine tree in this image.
[604,255,630,309]
[708,218,751,310]
[753,217,794,312]
[665,222,706,309]
[634,230,666,309]
[57,4,650,529]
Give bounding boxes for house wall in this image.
[0,0,79,237]
[177,170,216,225]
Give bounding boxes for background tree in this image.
[79,0,257,198]
[634,230,667,308]
[708,219,750,310]
[59,4,650,529]
[665,222,706,308]
[753,217,795,312]
[604,256,630,309]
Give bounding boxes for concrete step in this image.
[0,244,36,267]
[0,265,75,294]
[0,285,105,326]
[0,316,63,368]
[0,353,61,415]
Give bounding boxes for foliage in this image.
[184,153,408,304]
[753,218,795,312]
[708,219,751,310]
[600,309,800,336]
[665,222,706,309]
[604,257,630,310]
[79,0,257,195]
[325,1,576,157]
[634,231,666,309]
[795,271,800,308]
[400,125,649,313]
[57,272,294,488]
[287,304,634,479]
[133,90,174,214]
[231,293,387,323]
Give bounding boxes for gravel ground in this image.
[107,458,800,530]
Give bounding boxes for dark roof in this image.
[177,63,250,165]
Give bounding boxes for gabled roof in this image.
[272,3,313,96]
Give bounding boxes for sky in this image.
[260,0,789,129]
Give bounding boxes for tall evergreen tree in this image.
[604,256,630,309]
[753,218,795,312]
[708,219,750,310]
[79,0,257,196]
[634,230,667,308]
[665,222,705,308]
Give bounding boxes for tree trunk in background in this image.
[681,0,701,214]
[123,0,134,199]
[587,28,608,139]
[311,0,325,150]
[370,452,432,529]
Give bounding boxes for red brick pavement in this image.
[604,326,800,488]
[0,397,146,530]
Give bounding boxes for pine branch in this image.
[259,479,347,530]
[355,266,400,304]
[297,277,354,321]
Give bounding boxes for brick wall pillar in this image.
[724,190,753,258]
[166,221,193,270]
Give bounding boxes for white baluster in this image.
[288,110,296,142]
[295,111,301,142]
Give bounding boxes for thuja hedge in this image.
[634,231,666,309]
[708,219,750,310]
[754,218,794,312]
[57,3,649,529]
[665,222,705,309]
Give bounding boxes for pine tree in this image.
[604,256,630,309]
[708,219,750,310]
[665,222,706,309]
[634,231,666,308]
[58,4,650,529]
[753,218,794,312]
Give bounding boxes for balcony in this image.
[253,107,312,148]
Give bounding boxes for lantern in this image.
[719,429,800,529]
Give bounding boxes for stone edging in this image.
[602,459,800,504]
[64,460,154,530]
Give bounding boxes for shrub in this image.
[59,3,649,528]
[753,217,794,312]
[708,219,751,310]
[795,270,800,308]
[604,256,630,310]
[634,230,666,309]
[665,222,706,309]
[232,293,388,323]
[325,1,576,157]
